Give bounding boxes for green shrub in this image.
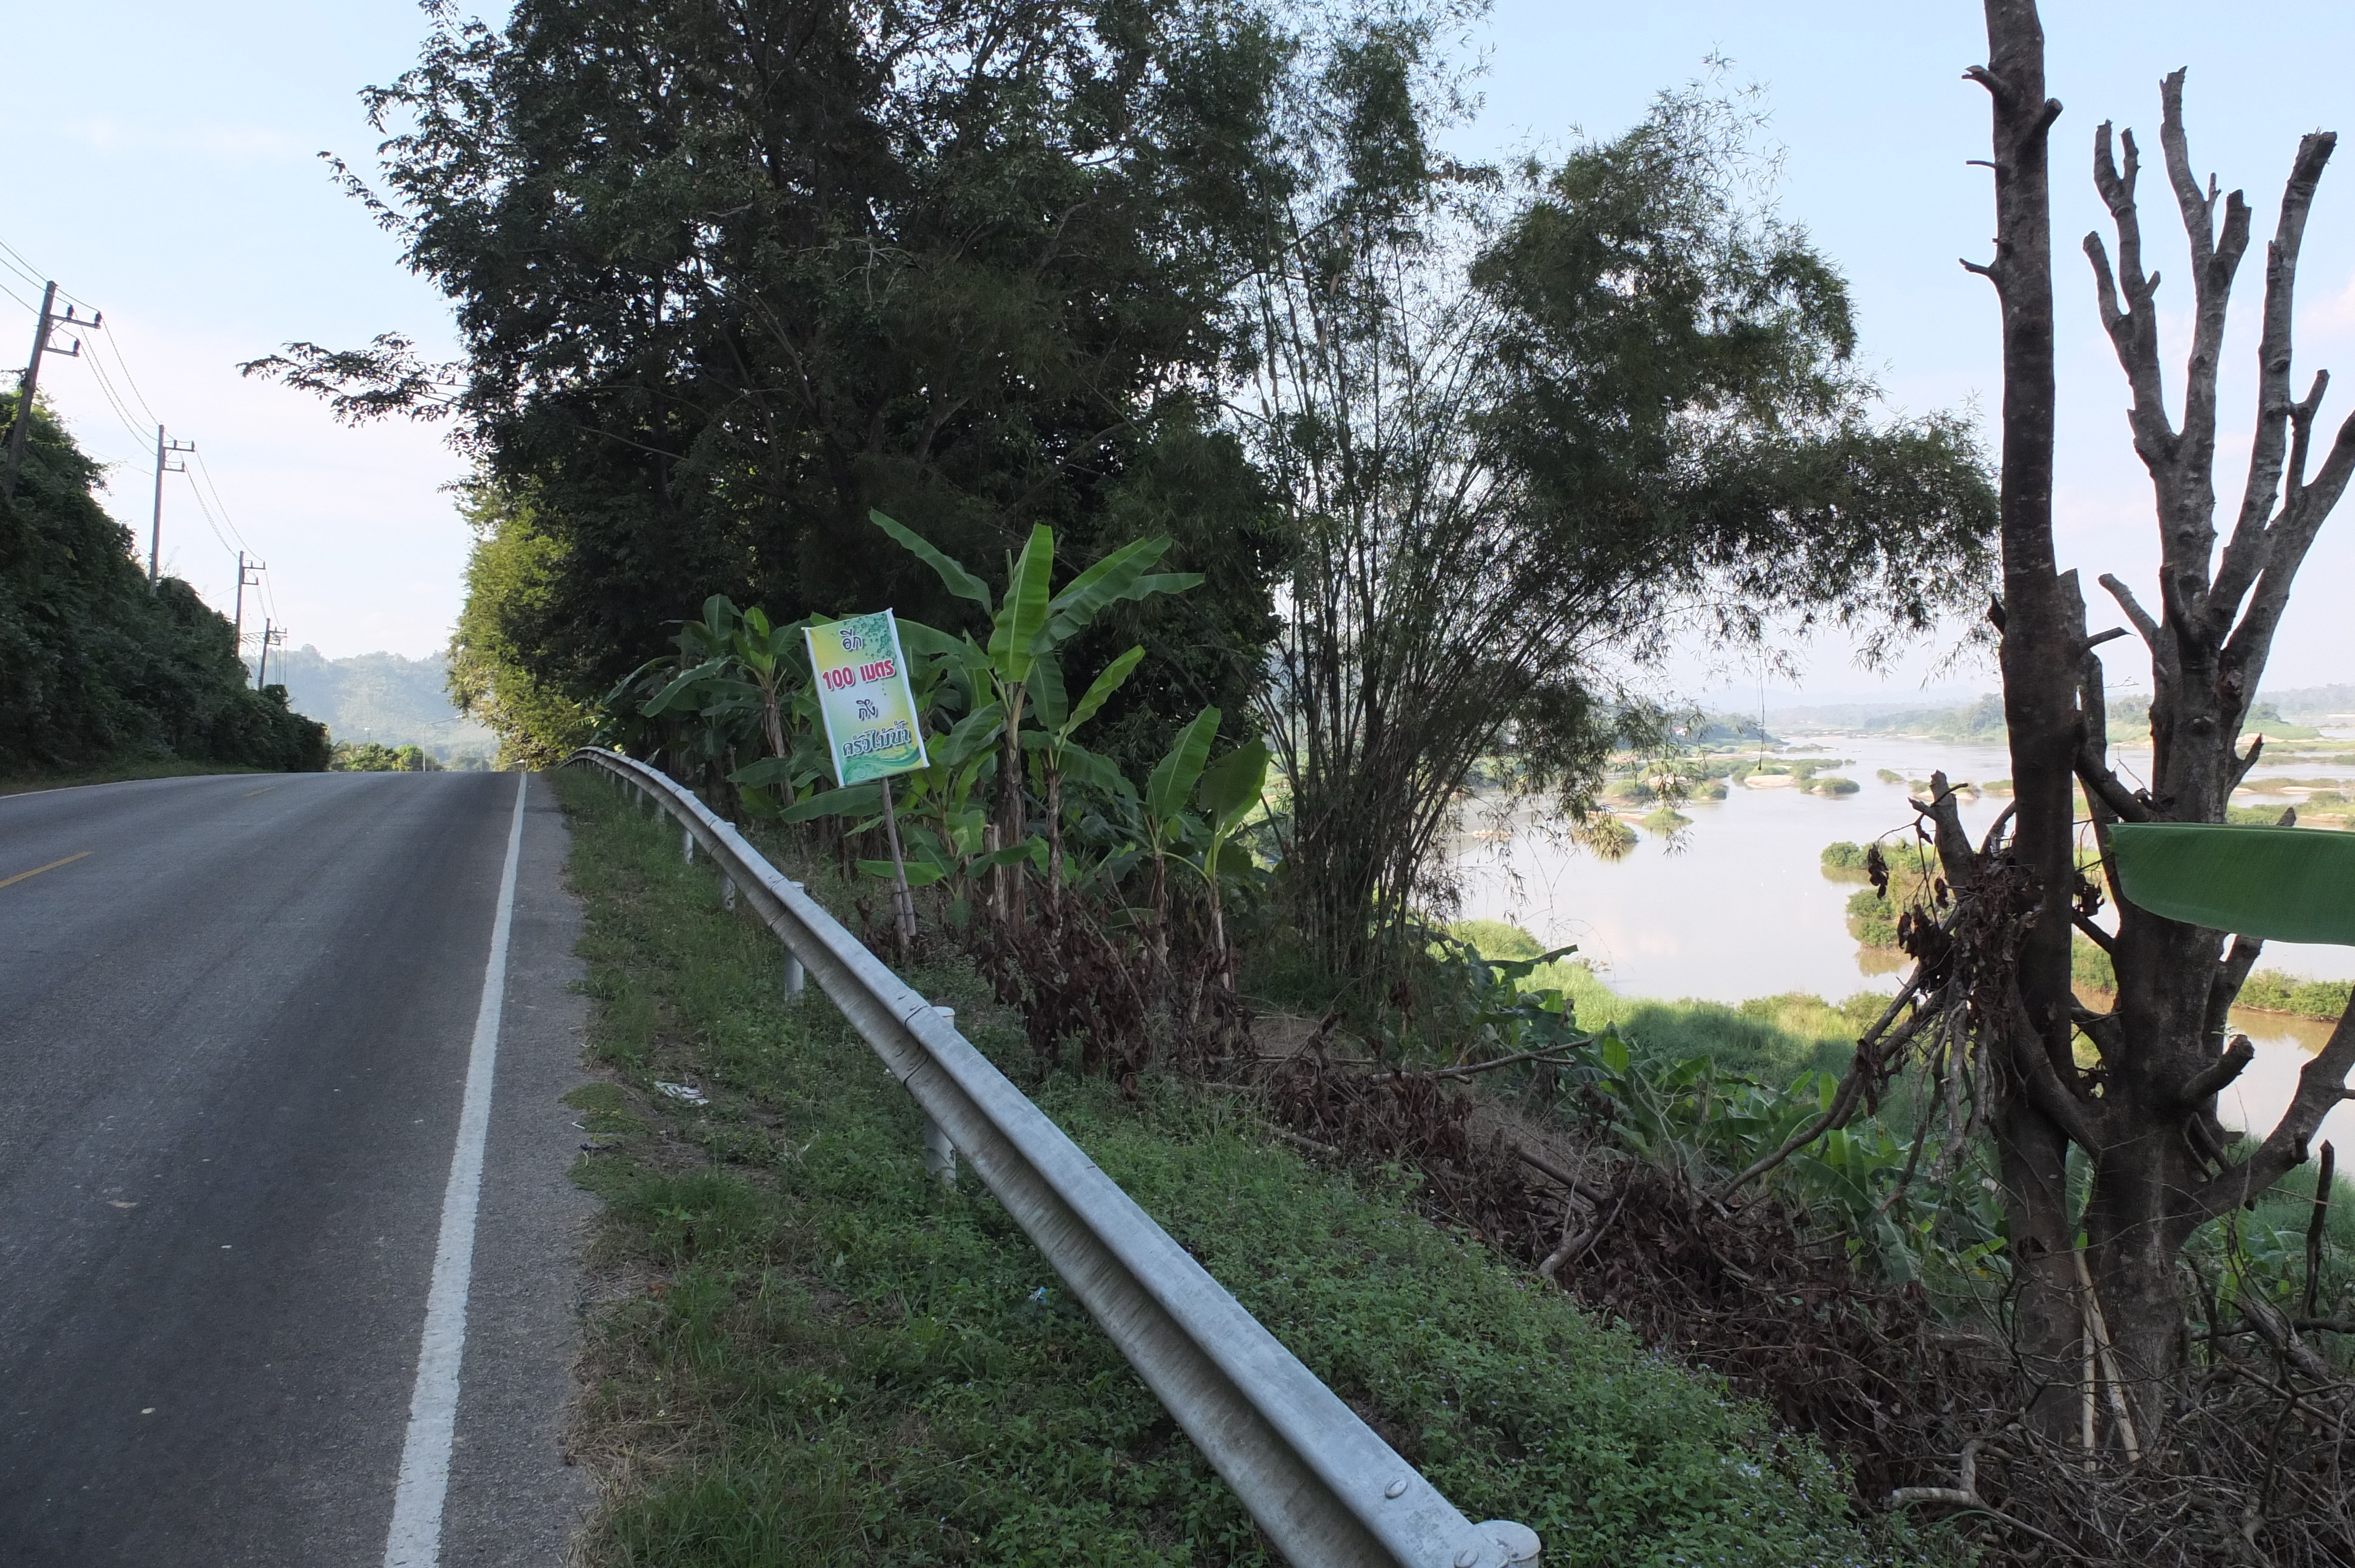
[2234,969,2353,1021]
[1821,841,1870,873]
[1448,918,1548,962]
[331,740,443,772]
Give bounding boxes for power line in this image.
[80,347,152,448]
[189,447,257,557]
[177,467,240,557]
[0,279,38,314]
[0,236,95,313]
[0,238,46,291]
[98,328,160,427]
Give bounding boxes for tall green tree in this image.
[1239,34,1999,968]
[253,0,1293,773]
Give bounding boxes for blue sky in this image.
[9,2,2353,702]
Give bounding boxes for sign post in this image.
[804,610,930,961]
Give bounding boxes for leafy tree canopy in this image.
[263,0,1298,775]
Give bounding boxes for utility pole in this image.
[148,426,195,586]
[256,620,286,687]
[4,282,101,501]
[231,552,263,677]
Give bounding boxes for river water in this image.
[1450,733,2354,1144]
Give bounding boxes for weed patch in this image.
[557,770,1916,1564]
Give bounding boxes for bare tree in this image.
[1916,0,2355,1430]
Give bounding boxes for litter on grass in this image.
[655,1081,709,1106]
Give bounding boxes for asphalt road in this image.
[0,770,593,1566]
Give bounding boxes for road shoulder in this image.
[439,773,598,1565]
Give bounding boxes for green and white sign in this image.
[805,610,930,786]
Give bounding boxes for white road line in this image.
[382,772,529,1568]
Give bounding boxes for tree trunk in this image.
[1972,0,2086,1427]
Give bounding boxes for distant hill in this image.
[1775,693,2008,743]
[2263,685,2355,722]
[249,646,496,760]
[1771,686,2344,743]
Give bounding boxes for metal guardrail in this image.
[564,748,1542,1568]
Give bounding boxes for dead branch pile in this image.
[1255,1039,2008,1503]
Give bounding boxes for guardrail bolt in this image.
[1478,1522,1543,1565]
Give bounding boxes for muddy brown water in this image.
[1450,733,2354,1145]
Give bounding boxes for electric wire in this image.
[0,231,285,623]
[0,237,47,290]
[81,347,154,449]
[177,467,241,559]
[97,326,160,427]
[190,447,258,558]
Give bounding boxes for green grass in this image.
[0,756,276,796]
[555,770,1913,1566]
[1451,921,1873,1085]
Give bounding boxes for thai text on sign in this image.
[805,610,930,785]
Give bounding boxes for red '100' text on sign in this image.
[821,658,898,692]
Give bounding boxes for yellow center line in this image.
[0,851,92,889]
[241,786,274,798]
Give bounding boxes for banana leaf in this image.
[868,510,992,611]
[778,782,883,824]
[1040,537,1170,645]
[2109,822,2355,945]
[1195,739,1270,836]
[860,858,949,887]
[1147,706,1221,826]
[987,524,1055,683]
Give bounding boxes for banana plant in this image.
[628,596,831,816]
[1137,706,1222,979]
[1188,733,1271,992]
[1024,645,1146,912]
[869,509,1200,922]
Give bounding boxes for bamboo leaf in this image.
[868,510,992,610]
[2111,823,2355,945]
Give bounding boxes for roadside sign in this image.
[805,610,930,786]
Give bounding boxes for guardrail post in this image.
[682,825,695,865]
[721,873,737,911]
[783,953,805,997]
